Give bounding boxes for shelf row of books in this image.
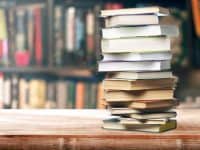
[53,2,123,66]
[0,1,123,68]
[0,73,104,109]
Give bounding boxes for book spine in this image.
[56,81,67,109]
[67,81,76,108]
[34,7,43,66]
[7,6,16,66]
[46,82,56,108]
[54,6,64,66]
[27,9,34,65]
[75,82,85,109]
[3,77,11,108]
[66,7,76,52]
[11,75,19,109]
[19,79,29,109]
[0,73,4,108]
[86,10,95,63]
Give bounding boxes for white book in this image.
[104,14,170,28]
[102,25,179,39]
[98,60,170,72]
[101,7,169,17]
[107,71,173,80]
[102,52,172,61]
[101,37,170,53]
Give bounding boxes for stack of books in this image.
[98,7,179,133]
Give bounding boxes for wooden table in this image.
[0,109,199,150]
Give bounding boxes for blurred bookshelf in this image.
[0,0,199,109]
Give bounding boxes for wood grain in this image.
[0,109,199,149]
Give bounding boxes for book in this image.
[89,83,97,108]
[110,107,140,115]
[104,89,174,102]
[128,111,177,120]
[101,7,169,17]
[107,71,173,80]
[97,83,105,109]
[129,99,178,109]
[54,6,64,66]
[56,81,67,109]
[102,52,172,62]
[66,7,75,52]
[34,7,43,66]
[101,37,170,53]
[46,82,56,109]
[19,79,29,109]
[103,78,176,91]
[98,60,170,72]
[11,75,19,108]
[120,118,169,125]
[67,81,76,108]
[0,73,3,108]
[75,82,85,109]
[3,77,11,108]
[102,118,177,133]
[102,25,179,39]
[29,80,46,108]
[104,15,171,28]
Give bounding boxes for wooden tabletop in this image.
[0,109,199,150]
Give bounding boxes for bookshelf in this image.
[0,0,194,109]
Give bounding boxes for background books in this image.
[0,73,104,109]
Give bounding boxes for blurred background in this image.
[0,0,198,109]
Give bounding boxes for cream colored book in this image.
[129,111,177,120]
[103,118,177,133]
[101,37,170,53]
[104,89,174,102]
[101,6,169,17]
[107,71,173,80]
[103,78,176,91]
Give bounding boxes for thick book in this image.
[107,71,173,80]
[129,99,178,109]
[102,52,172,62]
[75,82,85,109]
[104,89,174,102]
[128,111,177,120]
[56,81,68,109]
[101,37,170,53]
[104,15,170,27]
[98,60,170,72]
[101,6,169,17]
[103,78,176,91]
[103,118,176,133]
[120,118,170,125]
[102,25,179,39]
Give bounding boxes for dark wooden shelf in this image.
[0,66,95,77]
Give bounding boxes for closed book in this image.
[104,14,171,27]
[56,81,67,109]
[128,111,177,120]
[104,89,174,102]
[103,118,176,133]
[98,60,170,72]
[46,82,56,109]
[120,118,170,125]
[107,71,173,80]
[19,79,29,109]
[54,6,64,66]
[102,25,179,39]
[129,99,178,109]
[89,83,97,108]
[75,82,85,109]
[11,75,19,108]
[29,80,46,108]
[66,7,75,52]
[103,78,176,91]
[101,37,170,53]
[0,73,4,108]
[34,7,43,65]
[67,81,76,108]
[97,83,105,109]
[3,77,11,108]
[101,6,169,17]
[102,52,172,62]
